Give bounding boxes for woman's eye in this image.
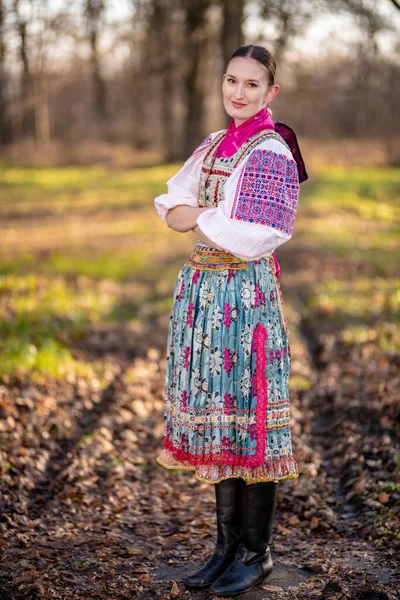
[248,83,257,88]
[227,78,235,84]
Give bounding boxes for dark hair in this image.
[226,45,276,87]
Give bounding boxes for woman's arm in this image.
[166,206,210,232]
[154,130,225,223]
[195,140,300,260]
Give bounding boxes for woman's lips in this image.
[231,101,247,108]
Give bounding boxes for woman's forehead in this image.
[226,56,268,81]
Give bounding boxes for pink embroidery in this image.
[230,149,299,235]
[224,392,234,413]
[192,270,200,284]
[187,302,194,327]
[223,303,231,328]
[223,348,233,374]
[183,347,190,370]
[221,434,232,446]
[164,437,261,466]
[254,284,265,307]
[181,390,188,408]
[177,279,185,301]
[163,322,268,468]
[192,134,213,155]
[253,322,268,465]
[272,253,281,278]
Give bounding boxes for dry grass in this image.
[1,136,400,169]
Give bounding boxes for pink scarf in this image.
[214,107,281,277]
[214,107,275,158]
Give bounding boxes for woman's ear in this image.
[266,84,280,105]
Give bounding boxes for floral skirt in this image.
[156,243,299,484]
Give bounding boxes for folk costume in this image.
[154,106,307,596]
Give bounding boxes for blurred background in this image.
[0,3,399,598]
[1,0,400,166]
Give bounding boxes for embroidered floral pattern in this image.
[157,244,297,483]
[157,140,298,484]
[231,149,300,236]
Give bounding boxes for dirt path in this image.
[0,243,399,600]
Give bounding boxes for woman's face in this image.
[222,56,279,126]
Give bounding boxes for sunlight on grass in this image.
[308,278,400,318]
[0,274,117,381]
[1,337,97,381]
[307,277,400,355]
[1,274,115,321]
[295,167,399,277]
[1,164,399,380]
[305,166,400,208]
[0,165,179,215]
[340,322,399,354]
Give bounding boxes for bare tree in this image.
[0,0,398,164]
[84,0,108,126]
[148,0,181,160]
[253,0,313,60]
[12,0,35,139]
[32,0,51,144]
[220,0,244,66]
[0,0,11,145]
[183,0,211,156]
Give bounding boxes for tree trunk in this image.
[220,0,244,127]
[221,0,244,68]
[13,0,35,139]
[150,0,178,160]
[85,0,107,128]
[0,0,11,145]
[183,0,209,157]
[34,68,50,144]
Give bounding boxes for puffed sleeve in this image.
[195,138,300,260]
[154,131,225,222]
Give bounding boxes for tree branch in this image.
[388,0,400,10]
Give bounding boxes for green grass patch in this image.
[307,277,400,319]
[0,165,179,216]
[0,274,116,381]
[1,164,399,380]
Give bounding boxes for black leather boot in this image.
[184,477,244,589]
[209,481,279,597]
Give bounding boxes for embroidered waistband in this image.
[186,244,248,270]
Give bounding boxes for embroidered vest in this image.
[198,129,290,208]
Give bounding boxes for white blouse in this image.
[154,130,300,261]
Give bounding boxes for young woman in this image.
[154,45,307,597]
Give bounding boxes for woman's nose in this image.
[234,84,245,99]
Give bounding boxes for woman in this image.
[154,45,307,597]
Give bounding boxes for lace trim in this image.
[156,451,299,485]
[254,322,267,465]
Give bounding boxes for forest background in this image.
[0,1,399,599]
[1,0,400,165]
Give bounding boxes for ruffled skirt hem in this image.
[156,448,299,485]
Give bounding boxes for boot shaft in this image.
[214,478,244,552]
[241,481,278,554]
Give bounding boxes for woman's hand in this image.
[166,206,210,232]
